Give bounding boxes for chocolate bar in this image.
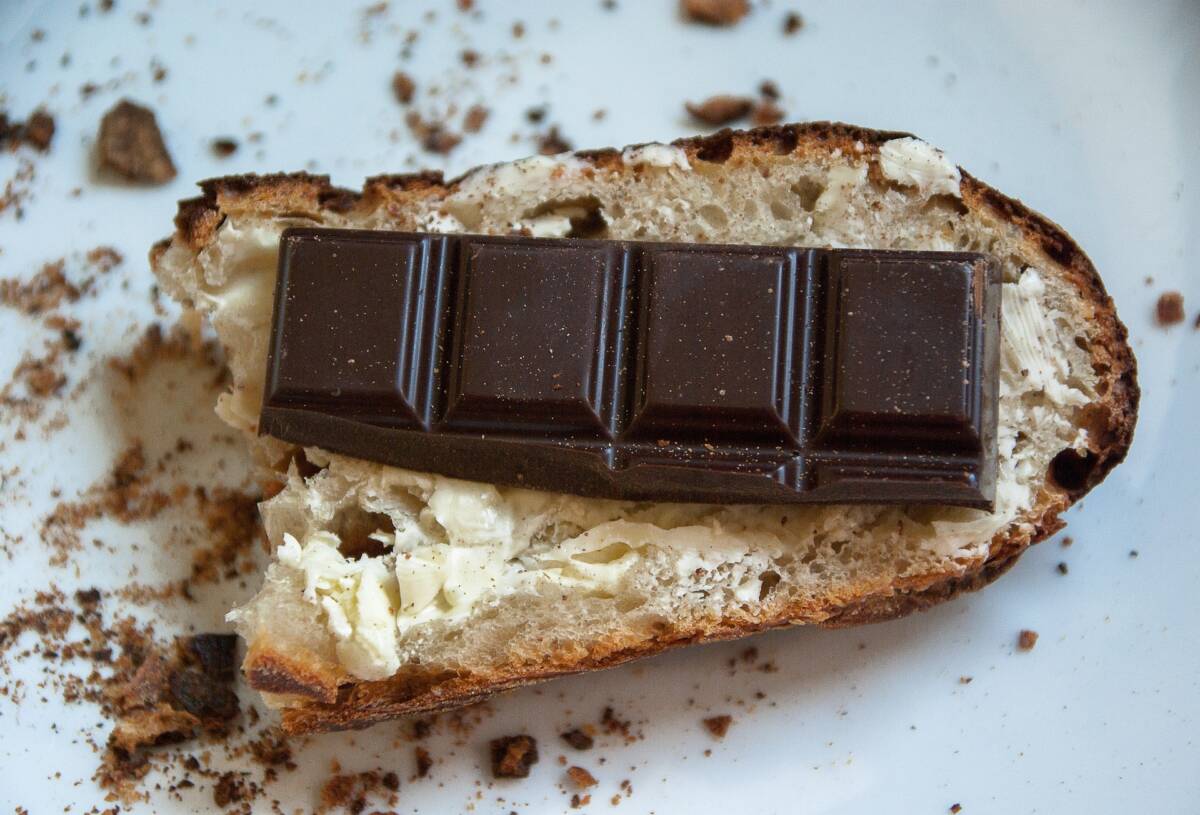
[261,229,1000,508]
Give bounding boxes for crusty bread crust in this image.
[154,122,1137,734]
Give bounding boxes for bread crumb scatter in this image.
[702,714,733,739]
[491,735,539,778]
[1017,629,1039,651]
[1155,291,1184,326]
[686,95,754,126]
[97,99,177,184]
[682,0,750,26]
[318,766,399,813]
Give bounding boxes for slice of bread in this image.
[151,123,1137,734]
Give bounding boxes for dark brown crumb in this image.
[1017,629,1039,651]
[702,714,733,739]
[462,104,489,133]
[512,21,525,38]
[686,95,753,126]
[319,768,395,814]
[491,735,539,778]
[959,676,973,684]
[460,49,480,68]
[1129,549,1139,558]
[456,0,474,9]
[1155,291,1184,326]
[391,71,415,105]
[950,804,963,814]
[783,11,804,34]
[1056,562,1069,575]
[561,728,595,750]
[751,100,785,126]
[567,765,598,788]
[537,126,572,155]
[682,0,749,26]
[382,771,400,791]
[758,80,780,100]
[405,111,461,154]
[97,99,176,184]
[0,109,56,152]
[570,793,591,808]
[525,106,547,124]
[210,137,238,158]
[213,771,249,807]
[414,746,433,778]
[1060,536,1073,547]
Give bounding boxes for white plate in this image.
[1,1,1197,812]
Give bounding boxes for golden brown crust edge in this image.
[159,121,1138,734]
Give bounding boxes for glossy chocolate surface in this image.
[262,228,1000,507]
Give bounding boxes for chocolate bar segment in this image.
[261,228,999,508]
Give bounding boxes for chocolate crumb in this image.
[392,71,415,104]
[210,137,238,158]
[1017,629,1039,651]
[213,771,248,807]
[491,735,539,778]
[561,728,594,751]
[97,99,176,184]
[382,770,400,791]
[686,95,753,126]
[702,714,733,739]
[682,0,749,26]
[783,11,805,34]
[1129,549,1139,558]
[1155,291,1184,326]
[950,804,963,814]
[567,765,598,788]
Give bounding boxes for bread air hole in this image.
[523,195,608,238]
[790,177,823,211]
[1049,448,1099,492]
[332,507,396,559]
[758,570,781,601]
[698,203,729,231]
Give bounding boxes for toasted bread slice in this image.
[151,123,1137,733]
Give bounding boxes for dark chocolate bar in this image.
[261,229,1000,508]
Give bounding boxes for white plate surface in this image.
[0,1,1197,812]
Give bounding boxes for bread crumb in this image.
[1056,562,1068,575]
[702,714,733,739]
[1017,630,1039,651]
[392,71,415,105]
[950,804,963,813]
[97,99,176,184]
[686,95,753,126]
[958,676,973,684]
[537,126,572,156]
[782,11,804,35]
[0,108,55,152]
[210,137,238,158]
[682,0,749,26]
[491,735,538,778]
[415,746,433,778]
[463,105,489,134]
[751,100,784,126]
[1155,291,1184,325]
[566,765,597,788]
